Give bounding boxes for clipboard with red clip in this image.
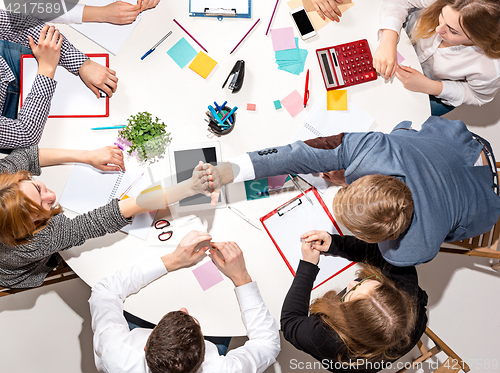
[260,187,355,289]
[20,53,109,118]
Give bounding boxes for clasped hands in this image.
[300,230,332,265]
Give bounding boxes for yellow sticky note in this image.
[189,51,217,79]
[327,90,348,111]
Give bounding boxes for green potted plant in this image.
[118,111,171,162]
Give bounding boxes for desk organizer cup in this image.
[206,105,236,136]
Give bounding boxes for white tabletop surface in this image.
[36,0,431,336]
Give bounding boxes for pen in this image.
[265,0,280,35]
[113,142,124,150]
[91,125,126,130]
[228,206,261,230]
[256,185,296,196]
[141,31,172,60]
[221,106,238,123]
[303,69,310,107]
[290,174,313,205]
[173,19,208,53]
[230,18,260,54]
[119,172,144,200]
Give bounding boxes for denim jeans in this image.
[124,311,232,356]
[429,95,455,117]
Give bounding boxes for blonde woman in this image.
[373,0,500,116]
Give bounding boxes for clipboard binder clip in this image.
[205,8,236,20]
[277,196,303,217]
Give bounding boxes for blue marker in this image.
[208,105,225,125]
[221,106,238,124]
[141,31,172,60]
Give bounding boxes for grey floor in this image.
[1,101,500,373]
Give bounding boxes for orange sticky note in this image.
[327,90,348,111]
[189,51,217,79]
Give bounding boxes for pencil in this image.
[265,0,280,35]
[173,19,208,53]
[230,18,260,54]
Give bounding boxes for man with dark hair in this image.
[89,230,280,373]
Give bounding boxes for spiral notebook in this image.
[292,95,374,191]
[59,164,156,240]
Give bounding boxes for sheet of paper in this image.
[192,260,224,291]
[189,51,218,79]
[70,0,142,55]
[292,95,374,191]
[268,175,288,190]
[190,0,249,13]
[21,55,107,117]
[281,89,304,117]
[245,179,269,200]
[261,189,353,288]
[167,37,198,68]
[327,90,348,110]
[270,27,296,51]
[275,38,307,75]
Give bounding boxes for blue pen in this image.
[91,125,126,130]
[208,105,225,125]
[221,106,238,124]
[141,31,172,60]
[213,101,221,112]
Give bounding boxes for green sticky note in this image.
[274,100,282,110]
[245,179,269,200]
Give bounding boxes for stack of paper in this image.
[275,37,308,75]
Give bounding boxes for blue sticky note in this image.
[245,179,269,200]
[167,37,198,69]
[274,100,282,109]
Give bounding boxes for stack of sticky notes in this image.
[271,27,308,75]
[167,38,217,79]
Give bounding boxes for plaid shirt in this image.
[0,10,88,149]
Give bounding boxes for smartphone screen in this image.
[292,9,314,36]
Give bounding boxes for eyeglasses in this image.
[155,219,173,241]
[341,274,381,303]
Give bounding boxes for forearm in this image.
[39,148,92,167]
[380,29,398,49]
[82,5,105,23]
[423,79,443,96]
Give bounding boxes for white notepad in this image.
[292,96,374,192]
[59,164,156,240]
[70,0,143,55]
[261,188,353,289]
[21,54,108,118]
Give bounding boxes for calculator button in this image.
[355,57,359,61]
[360,75,365,80]
[340,61,344,65]
[363,67,367,71]
[360,48,366,53]
[350,78,354,83]
[353,50,357,55]
[356,77,359,82]
[370,72,375,78]
[346,45,350,50]
[348,71,352,76]
[343,53,347,57]
[358,68,362,73]
[359,41,366,47]
[365,74,370,79]
[342,46,345,51]
[360,56,364,60]
[348,51,352,56]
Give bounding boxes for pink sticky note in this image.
[270,27,296,51]
[192,261,224,291]
[397,51,405,64]
[268,175,288,190]
[247,103,256,111]
[281,90,304,117]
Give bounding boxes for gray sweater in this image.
[0,147,132,288]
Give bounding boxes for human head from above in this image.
[412,0,500,58]
[0,171,61,247]
[332,174,414,243]
[310,265,416,361]
[145,309,205,373]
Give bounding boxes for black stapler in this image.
[222,60,245,93]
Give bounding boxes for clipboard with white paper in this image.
[260,187,354,289]
[189,0,251,19]
[20,54,109,118]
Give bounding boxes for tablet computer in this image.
[169,141,226,212]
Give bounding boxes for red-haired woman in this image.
[0,145,205,288]
[373,0,500,116]
[281,231,428,372]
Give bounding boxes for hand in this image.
[311,0,343,22]
[100,1,141,24]
[86,145,125,172]
[321,170,347,186]
[202,162,234,206]
[209,242,252,287]
[301,230,332,252]
[162,230,212,272]
[395,65,443,95]
[373,29,399,79]
[189,161,211,196]
[139,0,161,12]
[301,239,321,265]
[78,59,118,98]
[28,25,63,80]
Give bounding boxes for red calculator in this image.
[316,39,377,90]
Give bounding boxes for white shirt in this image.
[89,257,280,373]
[379,0,500,106]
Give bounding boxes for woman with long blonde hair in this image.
[373,0,500,116]
[280,231,428,372]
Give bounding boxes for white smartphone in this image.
[290,6,316,40]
